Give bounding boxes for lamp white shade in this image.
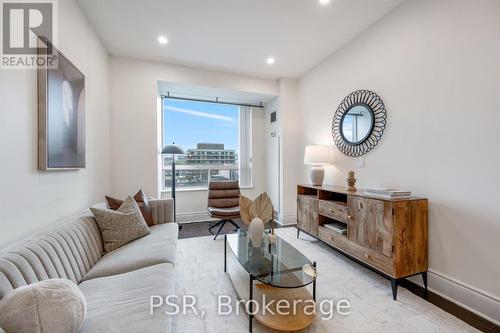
[304,145,332,165]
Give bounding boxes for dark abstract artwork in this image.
[38,40,85,170]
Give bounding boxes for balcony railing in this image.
[162,164,239,190]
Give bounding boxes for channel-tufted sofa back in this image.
[0,212,103,299]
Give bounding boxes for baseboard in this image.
[176,211,215,223]
[277,214,296,226]
[407,270,500,327]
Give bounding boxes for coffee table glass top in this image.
[226,230,315,288]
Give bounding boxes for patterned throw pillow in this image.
[105,190,155,226]
[91,196,151,253]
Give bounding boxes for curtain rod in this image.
[161,93,264,108]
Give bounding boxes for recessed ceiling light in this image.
[158,36,168,45]
[319,0,331,4]
[266,57,275,65]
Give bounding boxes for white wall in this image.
[109,57,277,220]
[297,0,500,323]
[277,79,300,225]
[264,98,280,216]
[262,79,301,226]
[0,0,110,247]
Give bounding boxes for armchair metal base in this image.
[209,219,240,240]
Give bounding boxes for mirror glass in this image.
[341,105,374,144]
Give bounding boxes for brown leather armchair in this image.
[207,180,241,239]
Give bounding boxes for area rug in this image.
[172,227,477,332]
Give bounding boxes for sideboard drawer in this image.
[318,226,349,252]
[348,241,394,276]
[319,225,393,276]
[319,200,348,223]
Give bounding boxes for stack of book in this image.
[363,188,411,199]
[323,222,347,235]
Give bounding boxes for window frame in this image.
[160,96,253,192]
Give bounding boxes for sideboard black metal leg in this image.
[390,278,398,300]
[297,228,300,239]
[249,275,254,332]
[422,271,428,293]
[224,235,227,273]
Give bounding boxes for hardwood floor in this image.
[178,219,283,239]
[399,279,500,333]
[178,219,245,239]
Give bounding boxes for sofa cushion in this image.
[82,223,178,281]
[79,264,174,333]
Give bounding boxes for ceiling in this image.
[77,0,404,79]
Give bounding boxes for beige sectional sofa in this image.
[0,198,177,333]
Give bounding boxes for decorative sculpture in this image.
[239,192,275,247]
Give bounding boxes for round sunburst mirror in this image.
[332,90,387,157]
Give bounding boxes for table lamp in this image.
[304,145,332,186]
[162,143,185,222]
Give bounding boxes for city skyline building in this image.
[163,142,239,189]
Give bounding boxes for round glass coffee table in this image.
[224,230,317,332]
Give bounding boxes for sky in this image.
[162,98,239,151]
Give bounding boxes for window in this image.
[161,97,252,190]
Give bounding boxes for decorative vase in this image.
[249,217,264,247]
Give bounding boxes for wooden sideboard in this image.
[297,184,428,299]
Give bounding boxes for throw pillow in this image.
[0,279,86,333]
[91,196,151,253]
[105,189,155,226]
